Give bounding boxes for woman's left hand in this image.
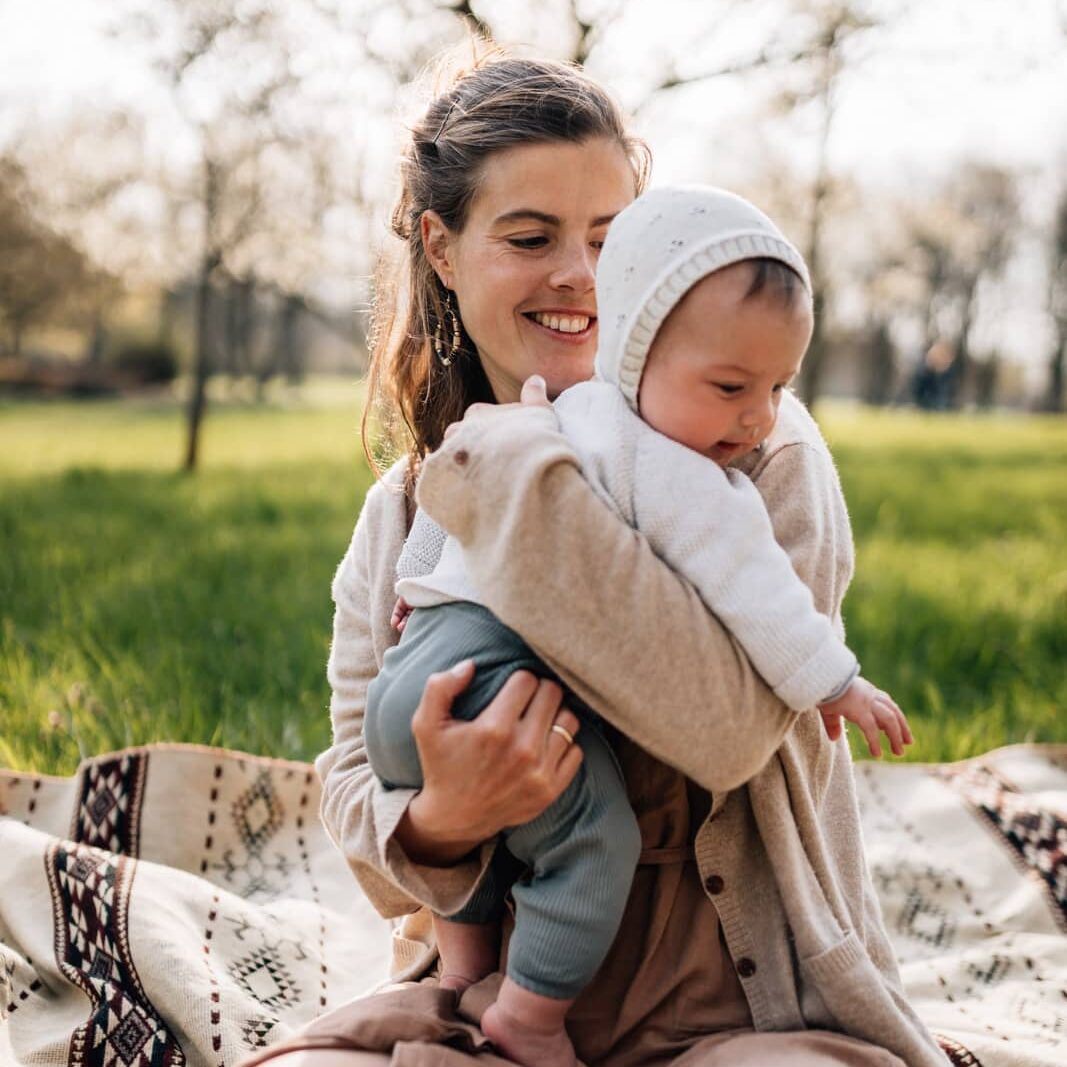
[445,375,552,440]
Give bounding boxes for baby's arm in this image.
[630,422,856,712]
[629,423,912,754]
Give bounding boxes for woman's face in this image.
[422,137,637,403]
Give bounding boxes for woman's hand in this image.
[393,659,584,867]
[444,375,553,441]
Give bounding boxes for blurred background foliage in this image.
[1,0,1065,772]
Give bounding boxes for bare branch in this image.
[445,0,494,42]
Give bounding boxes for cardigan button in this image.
[736,957,757,979]
[704,874,725,895]
[454,449,469,466]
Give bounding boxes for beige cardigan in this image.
[316,391,946,1066]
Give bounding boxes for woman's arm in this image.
[416,394,854,797]
[315,483,489,918]
[316,473,583,918]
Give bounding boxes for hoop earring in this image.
[433,291,462,367]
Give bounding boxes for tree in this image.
[773,0,882,407]
[1044,187,1067,413]
[901,164,1020,408]
[0,159,115,358]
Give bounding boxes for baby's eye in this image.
[713,383,744,395]
[508,236,548,249]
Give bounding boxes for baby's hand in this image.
[818,677,913,758]
[391,596,413,634]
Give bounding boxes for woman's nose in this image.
[548,241,596,292]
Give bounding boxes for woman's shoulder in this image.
[361,456,410,524]
[334,456,410,593]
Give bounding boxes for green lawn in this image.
[2,393,1064,774]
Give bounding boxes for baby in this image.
[364,185,911,1067]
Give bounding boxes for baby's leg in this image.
[434,845,526,991]
[364,603,551,994]
[432,916,499,993]
[482,724,641,1067]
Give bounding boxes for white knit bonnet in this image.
[594,184,811,410]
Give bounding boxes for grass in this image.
[1,392,1064,774]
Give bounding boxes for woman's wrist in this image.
[393,788,487,868]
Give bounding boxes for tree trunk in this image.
[951,277,979,409]
[280,293,305,383]
[184,156,221,472]
[84,312,106,364]
[862,320,896,406]
[184,249,220,470]
[1045,322,1066,413]
[796,48,836,410]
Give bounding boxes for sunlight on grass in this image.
[2,394,1065,773]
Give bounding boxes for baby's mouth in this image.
[525,311,594,335]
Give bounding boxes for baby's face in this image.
[637,262,813,466]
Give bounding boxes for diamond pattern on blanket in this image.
[938,762,1067,932]
[240,1014,278,1050]
[72,755,147,857]
[230,946,301,1012]
[231,772,284,858]
[46,840,183,1067]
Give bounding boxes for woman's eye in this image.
[508,236,548,249]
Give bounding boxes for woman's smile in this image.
[522,309,597,342]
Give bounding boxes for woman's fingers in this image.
[545,709,582,765]
[412,660,475,735]
[520,374,550,407]
[478,670,541,731]
[553,737,585,785]
[516,675,565,736]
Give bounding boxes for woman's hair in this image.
[363,49,651,490]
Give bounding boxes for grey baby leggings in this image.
[364,601,642,1000]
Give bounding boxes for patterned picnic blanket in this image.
[0,743,1064,1067]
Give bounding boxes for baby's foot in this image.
[481,999,577,1067]
[438,972,476,994]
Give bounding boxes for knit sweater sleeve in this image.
[314,474,495,920]
[630,423,857,710]
[417,405,803,795]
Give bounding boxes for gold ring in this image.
[551,723,575,746]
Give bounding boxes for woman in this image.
[254,52,944,1067]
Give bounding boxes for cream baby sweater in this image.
[316,391,945,1067]
[397,381,857,711]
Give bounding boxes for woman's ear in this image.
[421,210,455,289]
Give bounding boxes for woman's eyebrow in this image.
[492,210,619,227]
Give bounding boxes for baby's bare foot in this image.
[481,1000,577,1067]
[438,973,475,994]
